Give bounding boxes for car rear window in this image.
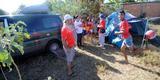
[9,15,62,33]
[42,16,62,29]
[0,22,4,28]
[12,16,43,33]
[0,19,4,28]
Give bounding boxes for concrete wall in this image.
[123,2,160,17]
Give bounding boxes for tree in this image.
[48,0,104,16]
[48,0,81,15]
[0,21,30,80]
[122,0,135,2]
[135,0,149,2]
[107,0,122,11]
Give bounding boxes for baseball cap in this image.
[64,14,73,22]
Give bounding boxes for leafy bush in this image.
[0,21,30,80]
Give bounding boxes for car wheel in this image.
[47,42,60,56]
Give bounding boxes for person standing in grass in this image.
[74,15,83,47]
[98,14,106,49]
[61,14,76,76]
[115,10,134,63]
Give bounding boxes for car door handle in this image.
[32,32,42,37]
[34,40,40,43]
[46,33,50,36]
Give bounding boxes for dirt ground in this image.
[2,41,160,80]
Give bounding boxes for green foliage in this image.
[0,21,30,80]
[121,0,135,3]
[0,21,30,68]
[48,0,103,16]
[0,50,9,63]
[108,0,122,10]
[48,0,150,17]
[102,0,135,14]
[80,0,100,14]
[135,0,149,2]
[48,0,81,15]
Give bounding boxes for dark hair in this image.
[74,15,79,19]
[99,13,105,19]
[73,16,76,19]
[119,10,125,15]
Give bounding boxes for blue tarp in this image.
[105,11,147,48]
[128,19,147,36]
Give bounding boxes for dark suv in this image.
[0,14,63,55]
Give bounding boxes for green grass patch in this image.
[140,50,160,67]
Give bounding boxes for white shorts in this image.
[121,36,133,48]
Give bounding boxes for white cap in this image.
[64,14,73,22]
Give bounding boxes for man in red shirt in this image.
[61,14,76,76]
[115,10,134,63]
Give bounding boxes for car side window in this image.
[23,16,38,33]
[42,16,61,29]
[7,18,15,26]
[29,16,43,32]
[13,16,44,33]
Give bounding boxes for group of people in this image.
[61,10,136,76]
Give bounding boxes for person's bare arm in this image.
[115,30,124,34]
[62,38,68,48]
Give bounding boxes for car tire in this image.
[47,41,60,57]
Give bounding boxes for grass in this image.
[2,24,160,80]
[138,24,160,67]
[140,50,160,67]
[84,25,160,68]
[3,42,160,80]
[149,24,160,35]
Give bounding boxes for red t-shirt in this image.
[61,26,75,48]
[120,20,131,39]
[98,19,106,33]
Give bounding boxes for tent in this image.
[105,11,147,48]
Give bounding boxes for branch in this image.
[11,58,22,80]
[0,65,8,80]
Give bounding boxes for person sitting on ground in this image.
[61,14,76,76]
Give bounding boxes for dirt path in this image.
[3,43,160,80]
